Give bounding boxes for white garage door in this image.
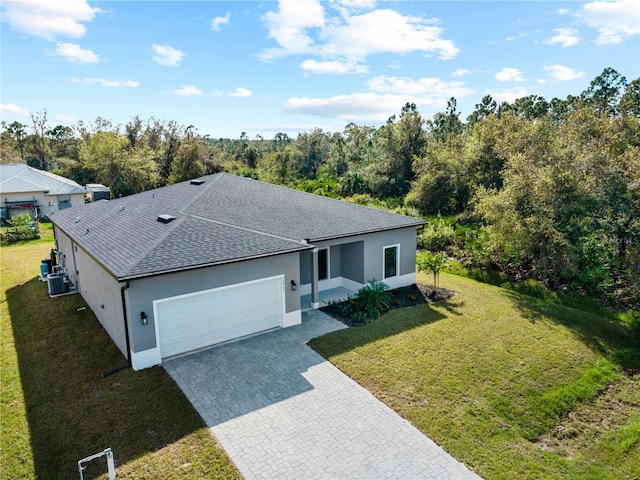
[155,276,284,358]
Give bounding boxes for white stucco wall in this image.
[2,190,85,219]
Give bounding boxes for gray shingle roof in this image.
[0,164,86,195]
[50,173,424,280]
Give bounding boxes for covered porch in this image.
[300,286,356,311]
[299,239,364,310]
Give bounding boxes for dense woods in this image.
[2,68,639,310]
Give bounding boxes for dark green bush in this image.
[1,215,40,244]
[354,279,391,320]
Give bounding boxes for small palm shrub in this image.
[354,279,391,321]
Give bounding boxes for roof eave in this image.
[307,221,426,243]
[118,244,313,282]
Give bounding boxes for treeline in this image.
[1,67,638,309]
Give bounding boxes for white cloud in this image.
[172,85,202,96]
[557,8,570,15]
[300,59,368,74]
[452,68,470,77]
[260,1,459,68]
[0,104,30,119]
[495,67,525,82]
[578,0,640,44]
[53,113,78,123]
[283,76,474,123]
[367,75,474,98]
[50,42,99,63]
[71,78,139,87]
[1,0,102,40]
[543,65,585,81]
[321,9,459,60]
[211,12,230,31]
[215,87,253,98]
[260,0,326,59]
[229,87,253,98]
[544,27,580,47]
[486,87,528,104]
[151,44,184,66]
[504,32,526,41]
[284,93,417,123]
[329,0,376,17]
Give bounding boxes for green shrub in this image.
[335,296,356,318]
[354,279,391,320]
[0,215,40,244]
[417,251,449,289]
[418,216,456,251]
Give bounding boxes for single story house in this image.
[49,173,425,370]
[0,164,86,222]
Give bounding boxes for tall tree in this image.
[581,67,627,116]
[29,110,51,169]
[467,95,497,125]
[2,121,28,162]
[296,128,330,177]
[429,97,464,144]
[620,77,640,119]
[376,103,427,196]
[47,125,78,160]
[168,139,206,183]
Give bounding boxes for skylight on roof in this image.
[190,179,205,185]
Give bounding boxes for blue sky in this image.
[1,0,638,139]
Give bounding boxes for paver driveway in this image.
[164,310,480,480]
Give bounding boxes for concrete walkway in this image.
[164,310,480,480]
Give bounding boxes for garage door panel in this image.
[156,276,284,358]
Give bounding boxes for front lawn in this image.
[309,273,640,480]
[0,232,241,479]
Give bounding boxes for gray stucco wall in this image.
[300,250,311,284]
[361,227,417,281]
[297,227,417,288]
[340,241,364,283]
[54,226,128,356]
[126,252,302,353]
[330,245,341,278]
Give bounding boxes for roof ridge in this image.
[13,175,50,192]
[121,174,228,277]
[178,173,224,213]
[121,215,187,278]
[229,174,421,221]
[187,212,309,246]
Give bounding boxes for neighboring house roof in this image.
[50,173,425,280]
[0,164,86,196]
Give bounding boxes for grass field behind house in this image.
[0,225,241,479]
[310,273,640,480]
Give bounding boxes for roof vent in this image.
[157,214,177,224]
[119,205,125,212]
[74,217,81,223]
[190,179,205,185]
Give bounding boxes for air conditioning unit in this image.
[47,273,67,295]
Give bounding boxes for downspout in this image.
[101,282,131,377]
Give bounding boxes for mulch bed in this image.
[320,283,456,327]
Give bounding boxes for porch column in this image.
[311,247,320,309]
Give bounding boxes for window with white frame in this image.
[383,244,399,279]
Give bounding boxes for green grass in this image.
[0,231,241,479]
[309,272,640,480]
